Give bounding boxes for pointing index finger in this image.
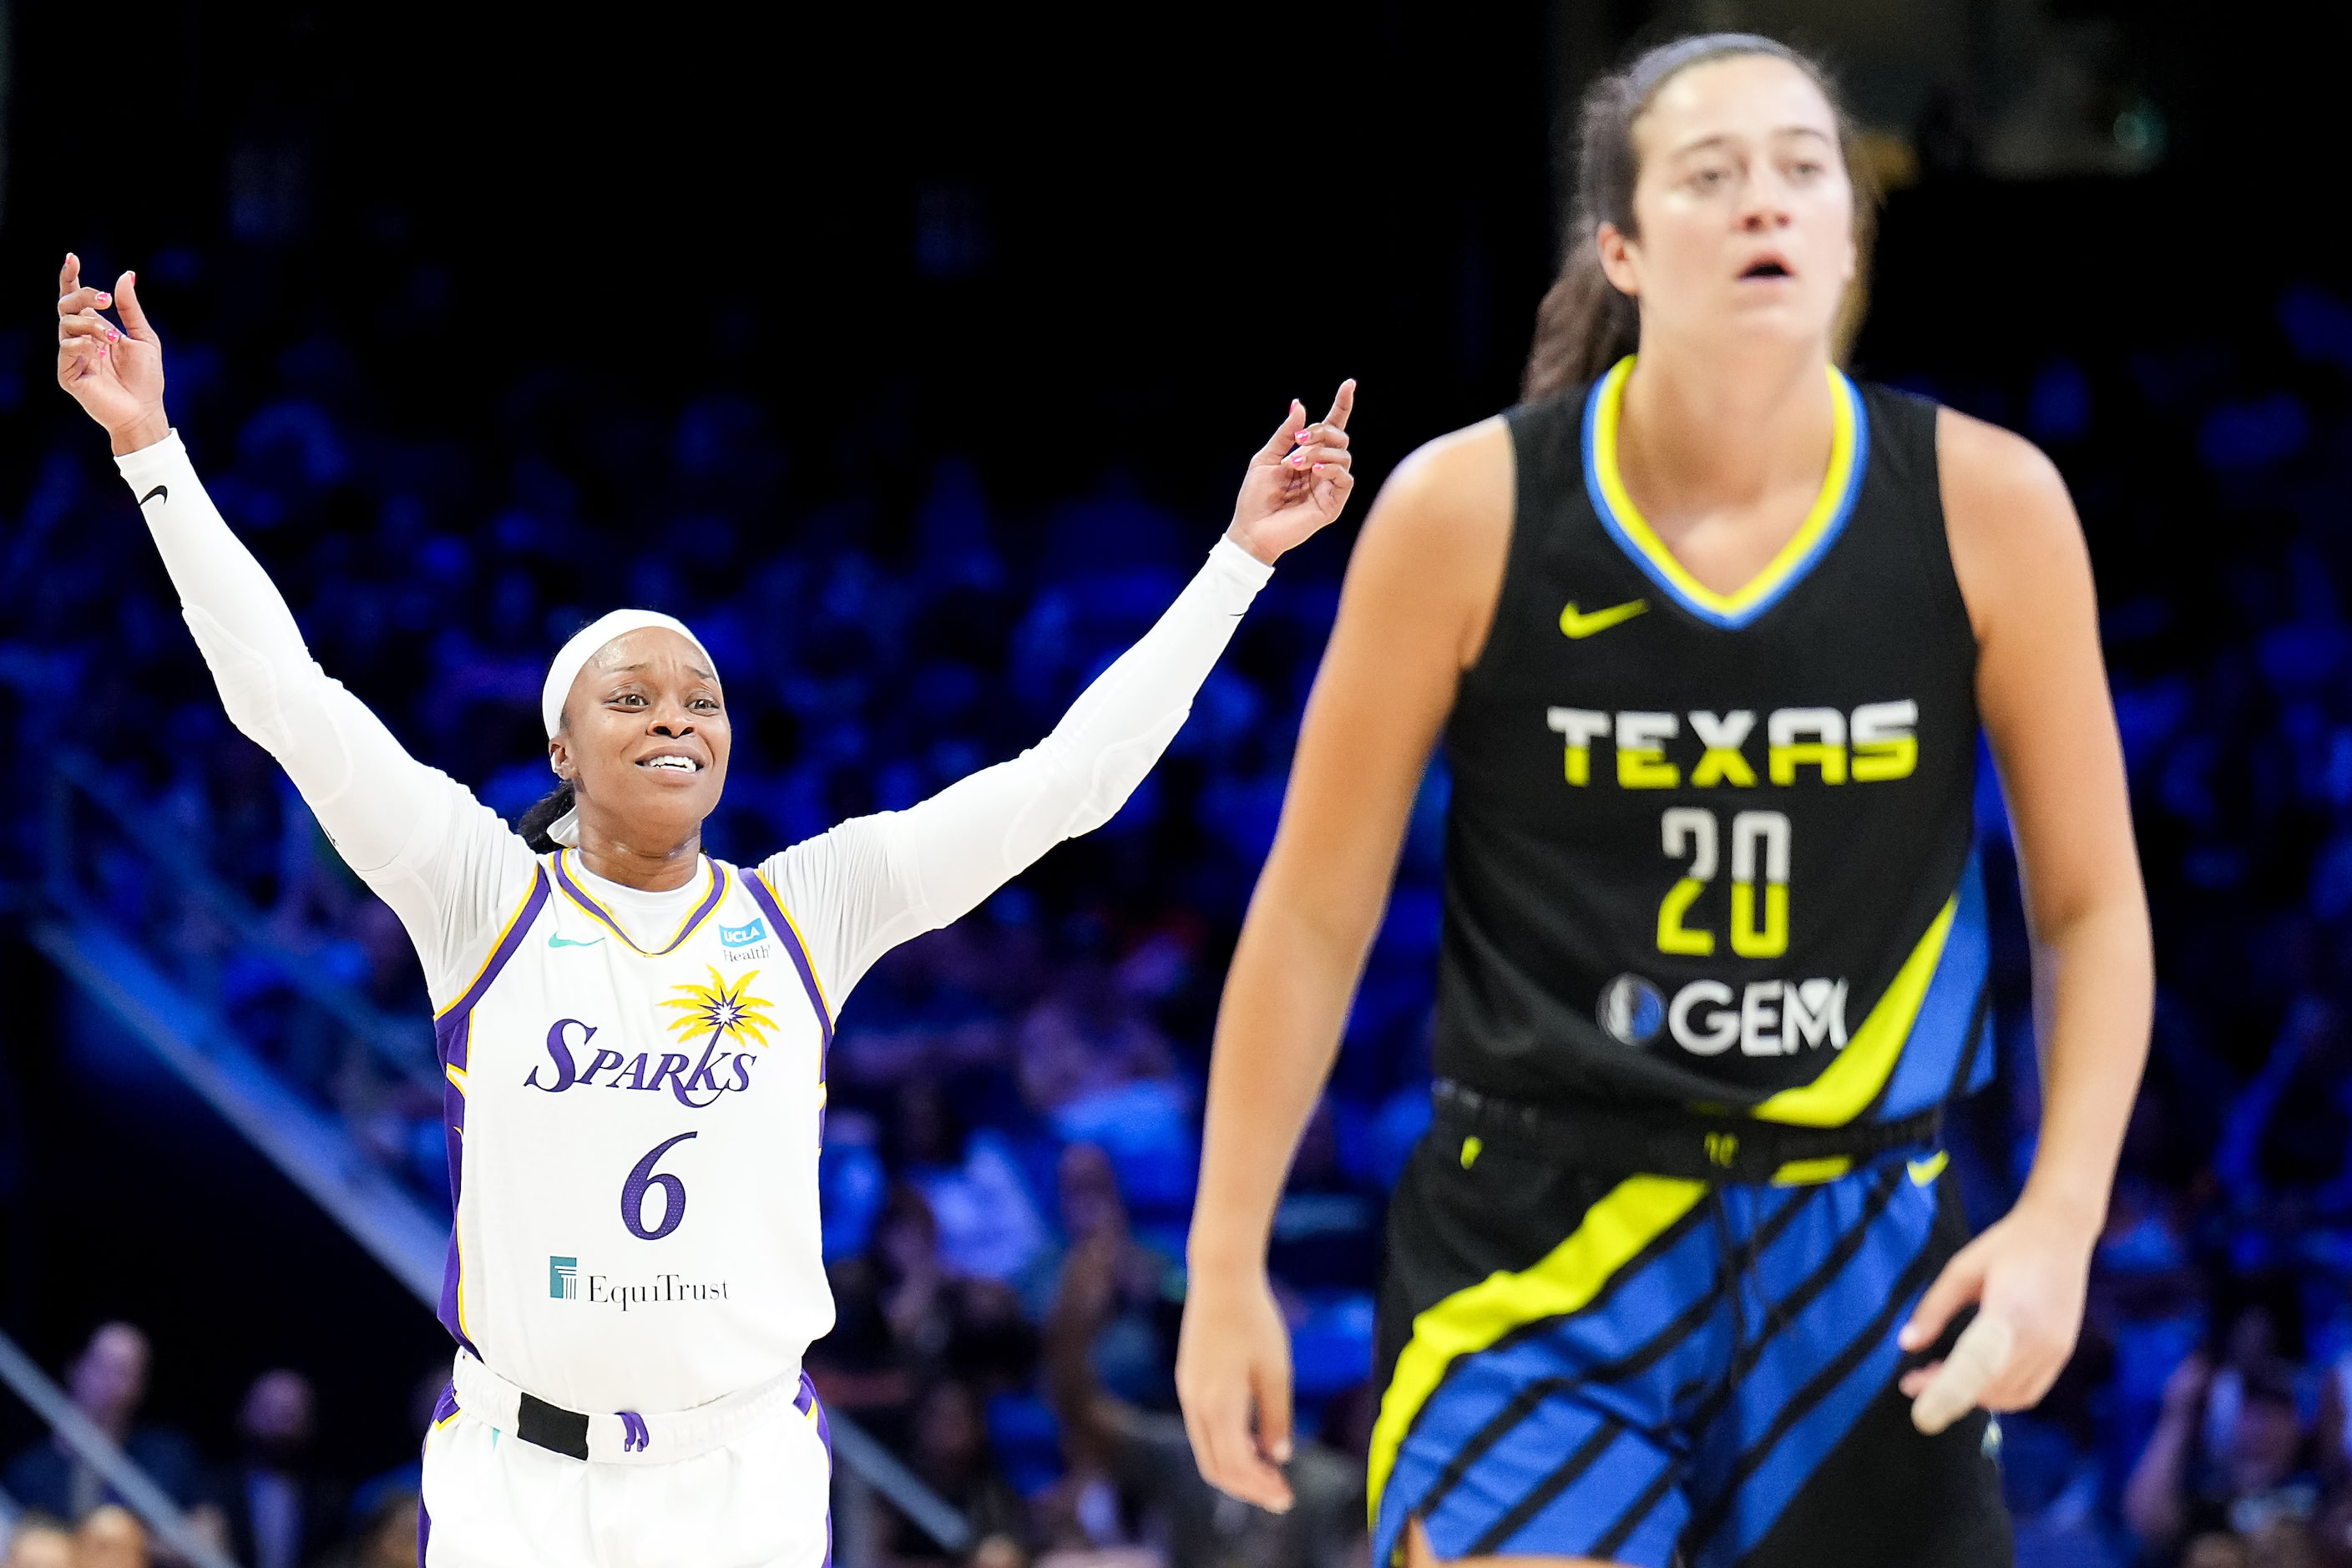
[1323,379,1358,432]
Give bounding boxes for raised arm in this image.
[1176,421,1512,1512]
[761,385,1359,1006]
[55,255,534,1001]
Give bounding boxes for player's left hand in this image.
[1227,380,1358,564]
[1896,1196,2095,1434]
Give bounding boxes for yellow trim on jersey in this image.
[433,874,546,1020]
[1590,357,1859,619]
[1366,1175,1705,1524]
[443,1063,468,1095]
[1748,893,1958,1128]
[1770,1156,1852,1186]
[558,850,725,956]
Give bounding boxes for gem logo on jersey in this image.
[1596,974,1666,1048]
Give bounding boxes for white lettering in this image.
[1785,979,1849,1050]
[1730,812,1793,883]
[1850,700,1917,749]
[1669,981,1739,1055]
[1740,981,1784,1055]
[1545,707,1611,748]
[1661,808,1717,880]
[1768,708,1847,749]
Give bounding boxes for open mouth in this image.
[1740,258,1793,280]
[636,754,704,774]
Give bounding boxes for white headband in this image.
[538,610,718,850]
[539,609,717,739]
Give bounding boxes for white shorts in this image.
[420,1355,832,1568]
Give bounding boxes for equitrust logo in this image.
[544,1258,731,1312]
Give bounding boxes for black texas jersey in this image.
[1435,360,1992,1127]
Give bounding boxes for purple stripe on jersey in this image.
[429,869,544,1358]
[417,1493,432,1567]
[797,1370,834,1568]
[743,871,832,1056]
[433,867,551,1073]
[435,1235,478,1359]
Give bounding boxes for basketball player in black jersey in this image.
[1176,33,2150,1568]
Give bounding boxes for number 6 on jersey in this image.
[622,1131,698,1241]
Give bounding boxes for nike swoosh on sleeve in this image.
[1558,599,1648,640]
[138,485,169,507]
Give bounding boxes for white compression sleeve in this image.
[115,432,535,1004]
[761,537,1273,1006]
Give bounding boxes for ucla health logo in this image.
[720,918,767,948]
[524,969,778,1108]
[549,1256,578,1300]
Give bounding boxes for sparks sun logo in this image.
[660,968,779,1050]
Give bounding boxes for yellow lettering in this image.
[1768,744,1846,786]
[1852,737,1916,782]
[1692,747,1757,788]
[1620,749,1680,789]
[1730,883,1789,958]
[1565,746,1591,787]
[1657,878,1714,955]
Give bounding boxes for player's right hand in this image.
[1174,1266,1296,1512]
[56,252,169,453]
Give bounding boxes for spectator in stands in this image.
[71,1505,146,1568]
[306,1488,418,1568]
[215,1369,341,1568]
[1042,1235,1361,1568]
[1,1326,212,1530]
[2126,1353,2321,1560]
[1,1514,72,1568]
[894,1379,1029,1568]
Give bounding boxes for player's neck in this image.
[1618,335,1835,513]
[573,822,706,891]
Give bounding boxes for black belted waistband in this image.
[1431,1078,1941,1185]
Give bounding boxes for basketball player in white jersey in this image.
[53,254,1358,1568]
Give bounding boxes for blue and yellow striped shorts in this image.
[1368,1125,2011,1568]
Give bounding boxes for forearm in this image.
[897,539,1272,917]
[116,432,434,871]
[2019,896,2153,1234]
[1189,902,1372,1274]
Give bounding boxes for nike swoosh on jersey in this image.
[1558,599,1647,640]
[138,484,169,507]
[1907,1151,1950,1187]
[547,933,605,948]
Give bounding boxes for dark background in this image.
[2,0,2347,1507]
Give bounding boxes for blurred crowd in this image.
[0,1322,425,1568]
[13,240,2352,1567]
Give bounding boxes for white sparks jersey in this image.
[435,849,832,1415]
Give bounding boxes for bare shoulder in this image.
[1365,416,1514,544]
[1345,417,1514,665]
[1935,406,2086,638]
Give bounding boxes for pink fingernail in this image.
[96,292,111,306]
[107,327,121,341]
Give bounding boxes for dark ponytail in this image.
[1523,33,1879,401]
[517,780,576,854]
